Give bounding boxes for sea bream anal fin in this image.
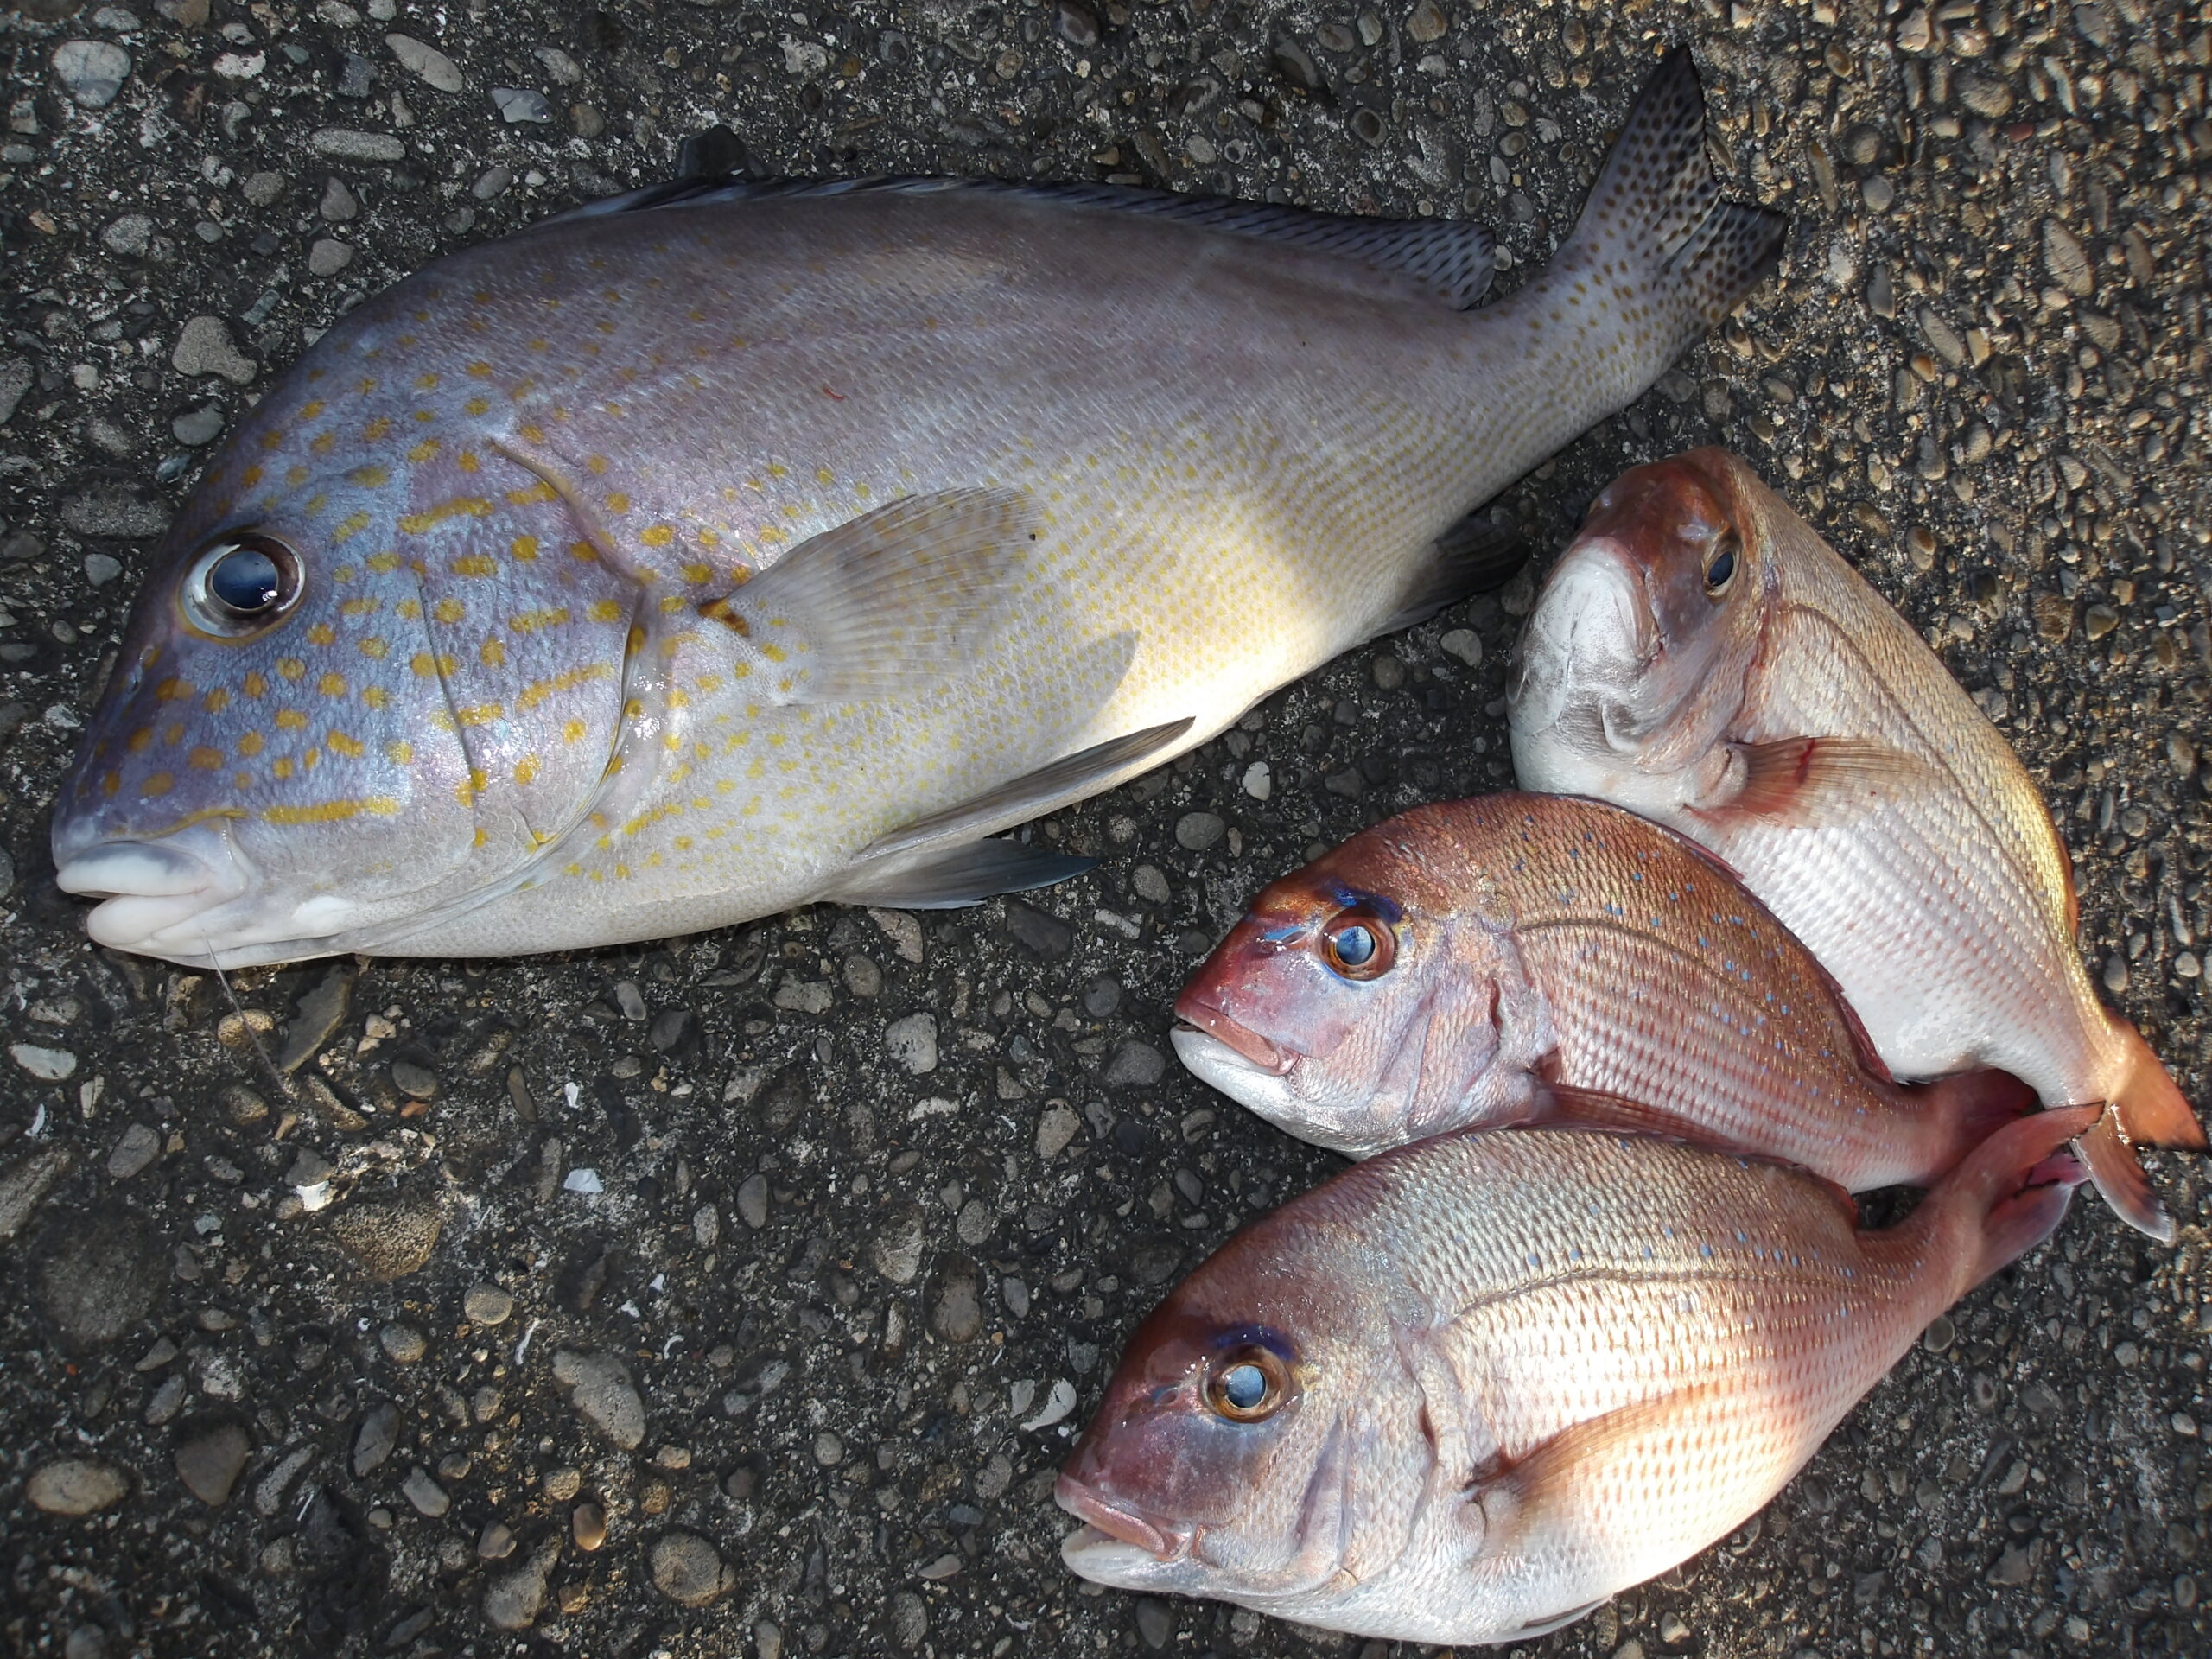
[547,173,1498,310]
[696,486,1039,703]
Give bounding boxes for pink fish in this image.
[1057,1107,2095,1644]
[1510,447,2202,1238]
[1175,791,2031,1181]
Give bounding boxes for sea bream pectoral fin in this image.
[1707,736,1941,826]
[696,486,1039,703]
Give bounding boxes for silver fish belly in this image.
[55,51,1780,968]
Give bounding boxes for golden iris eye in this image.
[1702,531,1741,597]
[1321,906,1397,981]
[1206,1347,1290,1423]
[181,532,306,640]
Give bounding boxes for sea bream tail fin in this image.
[1559,47,1785,341]
[695,487,1037,703]
[1905,1105,2099,1294]
[2064,1020,2206,1243]
[1369,510,1526,639]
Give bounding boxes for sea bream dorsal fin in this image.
[550,171,1497,311]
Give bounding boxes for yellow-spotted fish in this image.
[54,50,1782,968]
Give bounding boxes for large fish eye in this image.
[1702,531,1741,598]
[181,533,304,639]
[1320,906,1396,982]
[1205,1346,1290,1424]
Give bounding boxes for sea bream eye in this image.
[1205,1347,1290,1423]
[1702,531,1741,598]
[181,534,304,639]
[1320,906,1397,981]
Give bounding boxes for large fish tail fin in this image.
[1917,1067,2038,1181]
[1556,47,1785,352]
[1908,1105,2098,1300]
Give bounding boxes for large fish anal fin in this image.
[1499,1601,1611,1643]
[696,486,1038,703]
[818,839,1096,910]
[1370,512,1527,638]
[1713,736,1937,827]
[854,718,1196,867]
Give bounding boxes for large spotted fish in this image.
[53,51,1781,969]
[1508,448,2203,1238]
[1058,1108,2096,1645]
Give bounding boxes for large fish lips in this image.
[1510,532,1660,741]
[1055,1470,1200,1579]
[51,820,359,966]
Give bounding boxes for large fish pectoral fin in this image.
[696,486,1039,704]
[817,717,1197,909]
[1701,735,1940,826]
[1499,1601,1610,1643]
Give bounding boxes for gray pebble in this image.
[388,1057,437,1098]
[736,1172,769,1229]
[477,1519,516,1560]
[1370,654,1405,690]
[143,1374,185,1426]
[60,484,167,541]
[2044,219,2094,298]
[1131,863,1171,904]
[307,238,353,276]
[171,315,256,385]
[175,1421,250,1506]
[884,1012,938,1075]
[171,403,225,445]
[869,1205,925,1285]
[401,1465,449,1516]
[0,1147,73,1247]
[80,550,122,587]
[842,954,881,997]
[1081,975,1122,1017]
[613,980,648,1020]
[1135,1596,1176,1651]
[551,1348,645,1449]
[930,1270,982,1342]
[336,54,376,99]
[472,164,513,200]
[353,1400,399,1474]
[242,170,286,207]
[1103,1038,1166,1090]
[1035,1102,1080,1160]
[1175,811,1226,851]
[106,1122,160,1179]
[27,1457,130,1516]
[491,86,553,124]
[535,45,582,86]
[650,1530,729,1606]
[35,1219,159,1349]
[320,177,360,221]
[378,1322,427,1363]
[310,127,406,162]
[1440,627,1483,667]
[1004,899,1074,958]
[53,41,132,109]
[890,1591,928,1649]
[464,1283,515,1325]
[385,32,463,93]
[482,1536,559,1630]
[100,214,153,258]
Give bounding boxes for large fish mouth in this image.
[1054,1472,1194,1563]
[52,823,362,968]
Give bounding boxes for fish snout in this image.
[1535,534,1658,679]
[1054,1471,1192,1562]
[52,826,254,958]
[1173,997,1292,1076]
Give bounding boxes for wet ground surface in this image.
[2,1,2209,1656]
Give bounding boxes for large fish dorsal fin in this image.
[696,486,1037,703]
[550,172,1497,310]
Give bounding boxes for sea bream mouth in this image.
[1511,534,1660,741]
[1054,1472,1196,1564]
[1172,1001,1294,1076]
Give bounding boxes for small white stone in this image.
[562,1167,603,1195]
[1239,760,1272,801]
[10,1043,78,1081]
